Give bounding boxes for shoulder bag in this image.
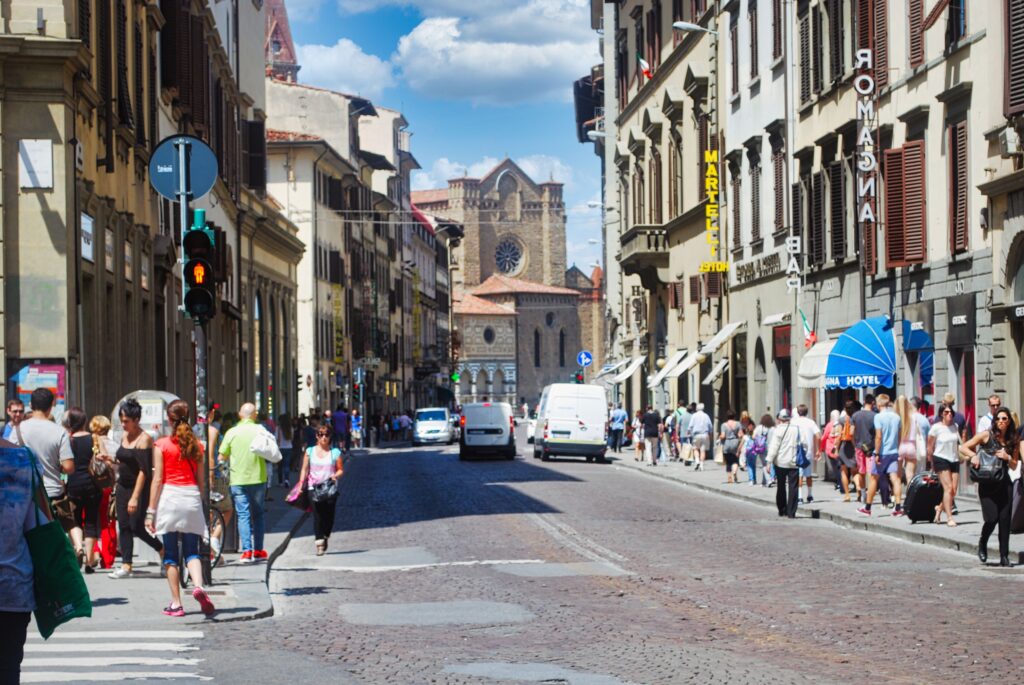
[794,426,811,469]
[969,441,1006,484]
[89,444,117,490]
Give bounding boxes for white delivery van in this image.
[459,401,516,460]
[533,383,608,463]
[413,407,454,446]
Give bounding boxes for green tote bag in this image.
[23,446,92,639]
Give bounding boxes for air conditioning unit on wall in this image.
[999,127,1021,158]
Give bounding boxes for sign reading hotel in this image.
[855,48,877,270]
[700,150,728,274]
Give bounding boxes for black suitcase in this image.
[904,471,943,523]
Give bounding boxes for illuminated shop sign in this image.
[700,150,728,274]
[855,49,877,268]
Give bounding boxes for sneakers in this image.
[253,549,269,561]
[108,567,133,579]
[857,507,871,516]
[192,587,216,615]
[806,495,814,504]
[239,551,254,564]
[892,509,904,517]
[162,604,186,617]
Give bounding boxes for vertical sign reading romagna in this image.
[854,49,877,271]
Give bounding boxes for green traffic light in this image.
[450,372,460,383]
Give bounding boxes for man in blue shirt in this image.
[859,394,904,517]
[608,404,628,452]
[332,405,351,454]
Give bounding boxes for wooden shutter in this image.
[799,13,811,102]
[247,119,266,195]
[857,0,873,51]
[653,0,662,66]
[79,0,91,47]
[772,0,782,59]
[148,47,157,152]
[240,119,251,187]
[883,147,905,268]
[829,160,846,260]
[828,0,844,81]
[731,168,742,247]
[731,21,739,94]
[908,0,924,68]
[1008,0,1024,115]
[689,275,700,303]
[810,171,825,265]
[673,281,685,309]
[116,0,133,128]
[749,5,758,77]
[812,6,823,94]
[773,150,784,233]
[698,115,708,200]
[705,272,723,298]
[902,139,926,263]
[950,121,969,252]
[751,162,761,242]
[792,181,803,236]
[874,0,888,88]
[98,0,112,110]
[134,21,145,144]
[190,15,208,131]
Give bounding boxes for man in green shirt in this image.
[219,403,268,562]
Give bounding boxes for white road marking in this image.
[27,630,203,640]
[22,657,202,668]
[25,643,199,653]
[308,559,547,573]
[21,672,210,683]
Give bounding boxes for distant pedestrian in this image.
[220,403,269,563]
[792,405,821,503]
[851,395,877,503]
[148,400,216,617]
[976,394,1002,435]
[767,409,801,518]
[928,404,961,526]
[719,411,742,483]
[821,409,842,494]
[2,398,24,441]
[302,415,317,449]
[747,414,773,486]
[835,401,860,501]
[632,410,645,462]
[859,394,903,517]
[641,406,662,467]
[896,395,922,483]
[332,405,351,453]
[673,401,691,462]
[399,412,413,441]
[0,430,36,685]
[608,403,627,453]
[275,413,293,488]
[960,407,1019,566]
[689,403,713,471]
[299,424,344,556]
[64,407,104,573]
[351,409,363,448]
[739,421,754,483]
[110,397,164,578]
[933,392,967,440]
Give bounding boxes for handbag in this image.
[89,450,117,489]
[20,435,92,638]
[250,428,283,464]
[285,478,311,512]
[969,443,1006,483]
[311,478,338,503]
[795,427,811,469]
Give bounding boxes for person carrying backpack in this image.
[748,414,773,486]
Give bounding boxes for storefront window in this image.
[950,349,976,435]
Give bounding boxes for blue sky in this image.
[284,0,604,272]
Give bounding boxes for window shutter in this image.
[950,120,969,252]
[148,48,157,152]
[79,0,91,47]
[792,181,803,236]
[908,0,923,68]
[902,139,926,263]
[240,119,251,187]
[751,162,761,242]
[248,119,266,195]
[829,160,846,260]
[134,21,145,144]
[667,281,677,309]
[883,147,905,268]
[731,21,739,94]
[749,5,758,77]
[689,275,700,303]
[173,1,193,108]
[698,115,709,200]
[116,0,133,129]
[772,0,782,59]
[874,0,889,88]
[1008,0,1024,116]
[857,0,872,51]
[773,150,784,233]
[731,168,742,248]
[828,0,844,81]
[674,281,685,309]
[799,13,811,102]
[98,0,112,109]
[705,272,723,298]
[810,171,825,266]
[190,14,208,131]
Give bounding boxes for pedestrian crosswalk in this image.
[22,629,209,683]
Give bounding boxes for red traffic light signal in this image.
[574,371,584,383]
[183,209,217,321]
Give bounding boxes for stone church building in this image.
[413,159,603,407]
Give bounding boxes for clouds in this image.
[411,154,575,191]
[295,39,396,100]
[285,0,325,23]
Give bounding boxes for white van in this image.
[459,402,516,460]
[533,383,608,463]
[413,407,453,446]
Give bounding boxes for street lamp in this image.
[586,131,607,140]
[672,21,719,36]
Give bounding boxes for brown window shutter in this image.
[857,0,873,52]
[668,144,677,217]
[176,2,193,108]
[190,15,208,131]
[950,120,969,253]
[749,5,758,77]
[874,0,889,88]
[674,281,685,309]
[908,0,924,68]
[772,0,782,58]
[698,115,708,200]
[116,0,133,129]
[829,160,846,260]
[248,119,266,195]
[689,275,700,303]
[901,139,927,263]
[773,150,784,233]
[148,47,157,152]
[812,7,824,94]
[828,0,844,81]
[799,13,811,102]
[1009,0,1024,116]
[792,181,803,236]
[79,0,91,48]
[134,21,145,144]
[731,21,739,95]
[705,272,723,298]
[240,119,251,187]
[751,162,761,243]
[731,168,742,248]
[667,281,677,309]
[810,171,825,265]
[98,0,111,107]
[654,1,662,66]
[883,147,905,268]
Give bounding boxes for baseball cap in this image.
[776,408,790,420]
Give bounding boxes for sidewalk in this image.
[76,485,307,627]
[608,452,1024,563]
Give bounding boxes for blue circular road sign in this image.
[149,135,219,201]
[577,350,594,368]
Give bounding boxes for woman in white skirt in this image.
[147,400,215,617]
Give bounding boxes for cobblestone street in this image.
[191,434,1024,684]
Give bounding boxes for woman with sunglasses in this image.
[927,405,961,526]
[959,407,1020,566]
[298,425,344,556]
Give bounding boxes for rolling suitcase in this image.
[904,471,943,523]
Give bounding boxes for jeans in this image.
[230,484,266,552]
[609,429,623,452]
[775,466,799,518]
[0,611,30,685]
[162,532,201,567]
[747,454,761,483]
[277,447,292,484]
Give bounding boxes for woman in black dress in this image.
[108,397,163,578]
[65,407,106,573]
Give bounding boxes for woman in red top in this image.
[146,400,215,617]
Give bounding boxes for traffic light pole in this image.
[176,139,191,317]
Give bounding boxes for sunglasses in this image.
[995,417,1010,422]
[316,432,331,437]
[9,409,23,414]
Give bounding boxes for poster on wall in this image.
[9,362,66,422]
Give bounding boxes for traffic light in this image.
[183,208,217,321]
[352,380,361,396]
[574,369,584,384]
[450,371,460,383]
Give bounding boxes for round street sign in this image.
[149,135,219,201]
[577,350,594,368]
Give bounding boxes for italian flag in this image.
[800,309,817,348]
[637,53,653,79]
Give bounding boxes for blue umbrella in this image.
[824,316,897,389]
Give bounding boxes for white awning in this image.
[699,321,746,355]
[595,358,630,379]
[702,358,729,385]
[797,339,837,388]
[666,351,701,379]
[762,312,791,326]
[647,349,688,389]
[611,356,645,384]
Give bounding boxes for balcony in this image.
[619,225,669,289]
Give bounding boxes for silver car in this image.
[412,408,454,446]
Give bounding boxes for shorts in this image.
[871,453,900,476]
[836,442,857,469]
[692,433,710,453]
[933,459,961,474]
[898,440,918,462]
[162,532,201,567]
[724,451,739,469]
[855,448,872,475]
[800,460,814,478]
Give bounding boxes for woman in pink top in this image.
[298,425,344,556]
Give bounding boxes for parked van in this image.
[459,402,516,460]
[533,384,608,462]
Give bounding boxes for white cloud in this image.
[296,39,396,101]
[286,0,325,23]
